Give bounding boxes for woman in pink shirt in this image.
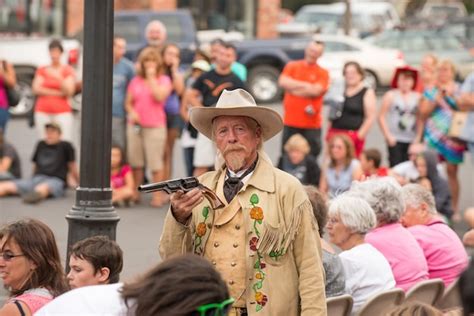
[0,219,68,315]
[125,47,172,207]
[350,177,429,291]
[401,184,468,286]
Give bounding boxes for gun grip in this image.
[199,185,225,209]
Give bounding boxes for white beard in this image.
[225,151,246,171]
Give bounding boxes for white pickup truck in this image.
[0,36,82,116]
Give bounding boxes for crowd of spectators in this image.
[0,17,473,316]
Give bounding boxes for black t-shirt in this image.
[278,155,320,186]
[32,141,75,182]
[0,142,21,178]
[192,69,245,107]
[331,87,367,131]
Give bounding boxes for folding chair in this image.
[405,278,445,305]
[357,288,405,316]
[437,278,462,311]
[326,294,353,316]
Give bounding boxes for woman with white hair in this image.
[349,178,429,291]
[327,194,395,313]
[400,184,468,287]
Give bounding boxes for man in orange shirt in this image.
[278,40,329,162]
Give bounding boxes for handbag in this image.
[2,61,20,107]
[449,111,474,143]
[5,84,20,107]
[326,98,344,121]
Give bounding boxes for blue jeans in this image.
[0,107,9,133]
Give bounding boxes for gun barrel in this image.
[137,182,165,193]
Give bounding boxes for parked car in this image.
[313,34,405,89]
[365,29,474,80]
[440,15,474,51]
[0,37,82,116]
[418,2,467,21]
[235,33,405,103]
[278,2,401,38]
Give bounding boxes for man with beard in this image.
[159,89,326,316]
[187,42,245,176]
[134,20,167,61]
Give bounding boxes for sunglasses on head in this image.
[196,297,235,316]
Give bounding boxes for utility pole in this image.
[343,0,352,36]
[65,0,119,270]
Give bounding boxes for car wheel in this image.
[247,65,282,103]
[364,70,378,90]
[8,78,35,117]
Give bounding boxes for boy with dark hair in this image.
[67,236,123,289]
[360,148,389,177]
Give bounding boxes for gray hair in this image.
[401,184,437,215]
[328,194,376,234]
[145,20,167,38]
[348,177,404,225]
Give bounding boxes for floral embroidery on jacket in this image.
[249,193,268,312]
[194,206,210,254]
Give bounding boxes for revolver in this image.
[138,177,224,209]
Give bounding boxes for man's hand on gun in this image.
[170,189,203,224]
[138,177,224,224]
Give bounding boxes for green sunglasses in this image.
[196,297,235,316]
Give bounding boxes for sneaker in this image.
[23,191,43,204]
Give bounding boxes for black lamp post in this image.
[65,0,119,269]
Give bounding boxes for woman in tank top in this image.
[378,66,422,167]
[326,61,377,157]
[320,134,363,198]
[0,219,68,316]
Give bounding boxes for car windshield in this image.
[428,6,462,18]
[295,12,340,25]
[372,31,464,51]
[114,17,142,44]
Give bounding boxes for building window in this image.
[0,0,65,35]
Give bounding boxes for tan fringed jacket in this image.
[159,155,327,316]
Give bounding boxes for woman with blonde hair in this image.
[125,47,172,206]
[419,59,465,219]
[319,134,362,197]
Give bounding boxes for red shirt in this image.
[281,60,329,129]
[35,65,75,114]
[365,167,389,177]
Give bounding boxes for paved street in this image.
[1,102,473,302]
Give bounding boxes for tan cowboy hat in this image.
[190,89,283,141]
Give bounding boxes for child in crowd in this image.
[360,148,388,177]
[378,66,422,167]
[180,60,211,176]
[279,134,320,185]
[67,235,123,289]
[110,145,134,206]
[0,131,21,181]
[0,122,78,204]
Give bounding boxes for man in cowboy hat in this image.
[160,89,326,316]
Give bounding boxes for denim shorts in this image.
[166,113,183,130]
[13,175,65,197]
